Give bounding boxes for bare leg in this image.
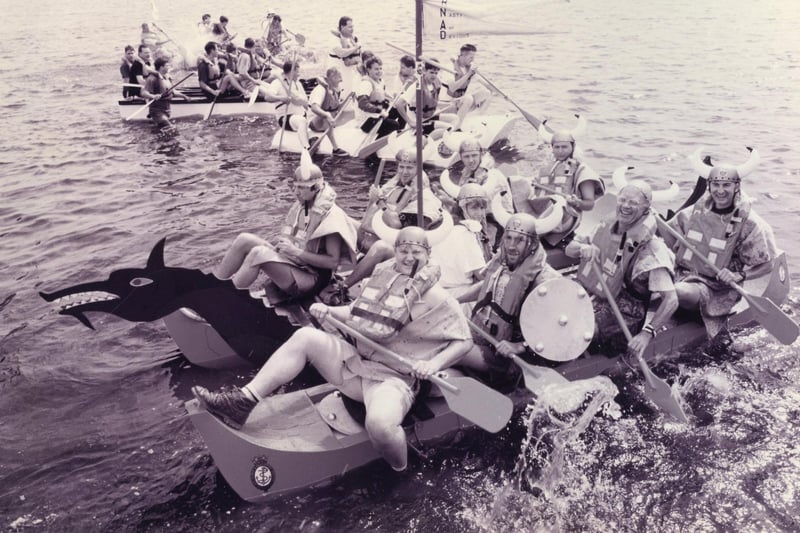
[290,114,311,148]
[364,383,411,471]
[343,241,393,288]
[214,233,267,281]
[458,344,491,372]
[246,327,352,398]
[675,281,702,310]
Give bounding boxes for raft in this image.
[184,251,791,503]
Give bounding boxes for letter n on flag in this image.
[422,0,547,43]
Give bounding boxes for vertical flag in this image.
[422,0,551,43]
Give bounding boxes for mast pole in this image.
[415,0,424,227]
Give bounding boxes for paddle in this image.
[468,322,570,395]
[203,93,220,121]
[373,157,386,186]
[325,316,513,433]
[284,29,306,46]
[665,155,712,220]
[655,218,798,345]
[310,91,355,154]
[125,72,195,121]
[590,262,689,422]
[386,42,542,130]
[354,80,414,158]
[278,50,299,153]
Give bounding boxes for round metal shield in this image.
[519,277,595,361]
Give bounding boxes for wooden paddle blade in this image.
[294,33,306,46]
[639,361,689,423]
[574,192,616,237]
[513,356,570,395]
[248,88,259,107]
[745,292,799,345]
[438,376,513,433]
[203,99,217,121]
[357,134,391,158]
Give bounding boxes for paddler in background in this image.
[457,210,565,385]
[308,67,349,156]
[197,41,247,100]
[356,56,404,139]
[236,38,271,100]
[395,60,458,141]
[434,138,513,212]
[139,57,190,133]
[524,116,605,248]
[566,181,678,359]
[120,45,136,99]
[213,150,357,302]
[443,43,492,131]
[662,148,777,353]
[264,60,313,150]
[330,15,361,94]
[193,226,472,472]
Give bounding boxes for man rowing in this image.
[120,45,136,99]
[435,138,512,212]
[197,41,246,100]
[237,38,271,100]
[662,148,777,348]
[330,16,361,94]
[356,56,403,140]
[139,57,190,132]
[396,60,457,138]
[444,44,492,130]
[567,181,678,358]
[213,151,357,302]
[265,60,313,150]
[308,67,349,156]
[193,226,472,472]
[457,210,564,382]
[526,117,605,247]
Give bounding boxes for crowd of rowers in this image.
[119,14,490,143]
[191,118,777,470]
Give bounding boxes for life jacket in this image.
[472,244,553,342]
[350,259,441,341]
[410,78,441,118]
[575,212,658,300]
[535,158,580,198]
[319,85,342,113]
[330,35,360,66]
[198,56,222,83]
[675,196,751,278]
[280,183,337,254]
[363,77,388,117]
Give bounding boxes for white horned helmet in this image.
[611,166,680,202]
[293,149,323,182]
[372,189,454,248]
[491,192,565,236]
[537,114,588,157]
[689,147,760,183]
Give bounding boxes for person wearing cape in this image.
[662,148,777,349]
[213,150,357,301]
[567,181,679,359]
[193,226,472,472]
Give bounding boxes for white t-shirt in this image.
[431,223,486,290]
[268,77,307,115]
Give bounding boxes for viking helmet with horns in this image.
[689,147,760,183]
[538,114,588,146]
[611,166,680,202]
[491,192,566,236]
[294,149,323,182]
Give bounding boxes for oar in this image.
[475,72,541,129]
[386,42,542,130]
[310,91,355,154]
[590,262,689,422]
[284,29,306,46]
[373,157,386,186]
[125,72,194,121]
[532,182,562,195]
[325,316,513,433]
[203,93,220,121]
[665,156,712,220]
[278,50,299,153]
[655,218,798,345]
[468,322,570,395]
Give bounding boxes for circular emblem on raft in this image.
[519,277,595,362]
[251,456,275,491]
[779,264,786,284]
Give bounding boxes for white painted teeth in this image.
[54,291,118,310]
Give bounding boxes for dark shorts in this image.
[278,114,304,132]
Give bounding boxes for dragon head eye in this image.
[129,277,154,287]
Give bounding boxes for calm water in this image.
[2,0,800,531]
